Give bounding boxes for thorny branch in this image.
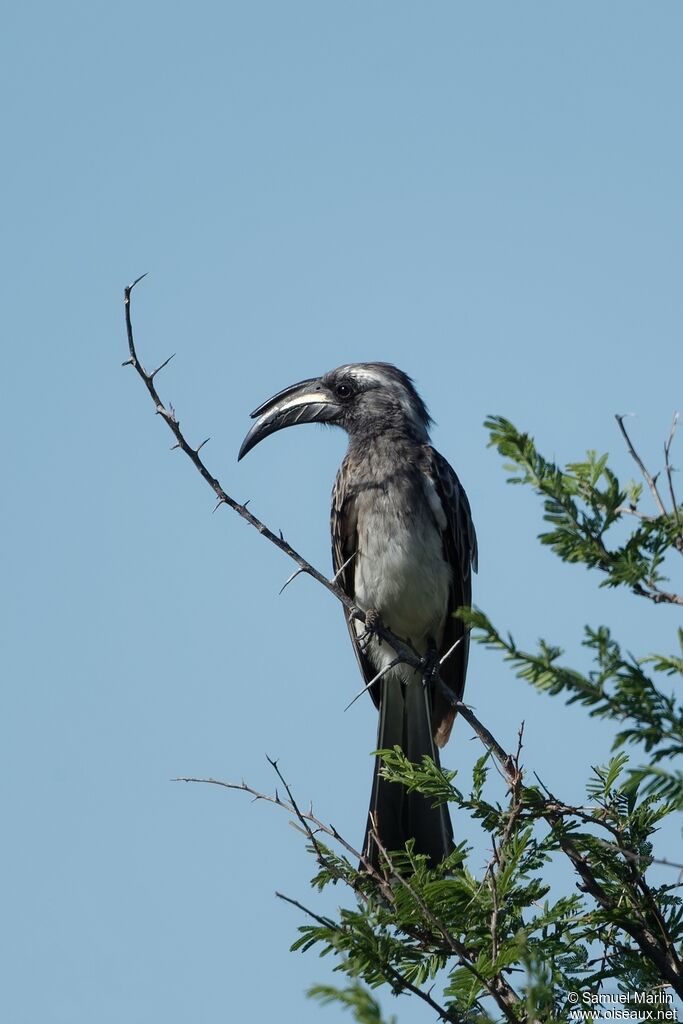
[126,279,683,1002]
[665,413,681,535]
[616,414,668,519]
[616,412,683,557]
[174,769,374,880]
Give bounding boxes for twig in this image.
[174,773,366,870]
[664,413,683,553]
[174,760,403,908]
[665,413,680,521]
[455,703,516,780]
[594,844,683,875]
[632,582,683,606]
[615,414,667,517]
[614,506,658,522]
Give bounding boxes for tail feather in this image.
[363,675,454,871]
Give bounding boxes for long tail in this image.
[363,675,454,871]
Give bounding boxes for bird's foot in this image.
[357,607,383,651]
[421,641,459,707]
[421,641,440,691]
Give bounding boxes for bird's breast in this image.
[352,482,451,656]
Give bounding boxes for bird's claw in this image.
[358,607,382,651]
[421,644,440,691]
[422,646,459,706]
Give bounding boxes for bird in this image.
[238,363,477,871]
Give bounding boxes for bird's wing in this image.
[331,460,383,708]
[423,445,478,747]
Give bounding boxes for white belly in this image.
[352,495,451,666]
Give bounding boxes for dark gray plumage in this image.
[239,362,477,870]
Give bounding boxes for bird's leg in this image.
[356,607,383,653]
[421,638,439,693]
[422,638,458,706]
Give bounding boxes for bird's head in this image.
[238,362,432,459]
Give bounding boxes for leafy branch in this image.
[485,415,683,604]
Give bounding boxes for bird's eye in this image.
[335,382,353,400]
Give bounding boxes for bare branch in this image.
[632,582,683,606]
[173,773,366,868]
[614,506,658,522]
[615,414,667,517]
[664,413,683,556]
[665,412,680,520]
[174,763,393,896]
[455,702,517,781]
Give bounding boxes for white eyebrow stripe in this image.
[347,367,383,385]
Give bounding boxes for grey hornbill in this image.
[238,363,477,870]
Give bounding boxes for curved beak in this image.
[238,376,339,460]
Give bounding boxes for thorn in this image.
[196,437,210,454]
[344,658,401,712]
[125,272,149,299]
[170,442,180,451]
[279,529,284,541]
[439,634,465,666]
[330,551,356,583]
[212,498,226,514]
[242,499,251,509]
[121,358,134,367]
[279,567,305,595]
[150,353,176,380]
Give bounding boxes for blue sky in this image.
[2,3,682,1022]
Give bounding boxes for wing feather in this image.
[423,446,478,746]
[331,460,383,707]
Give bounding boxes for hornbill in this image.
[238,363,477,870]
